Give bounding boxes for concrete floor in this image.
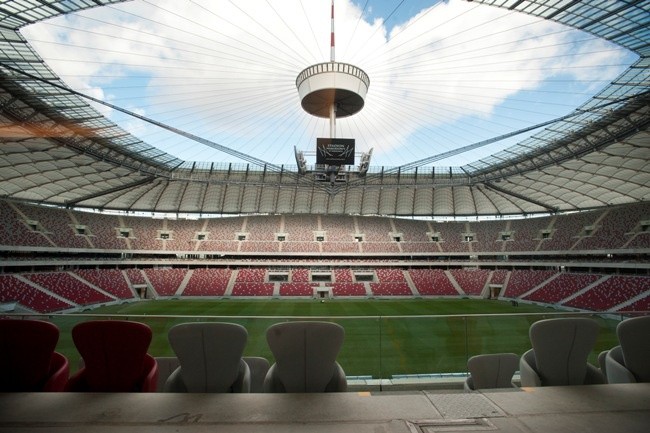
[1,383,649,433]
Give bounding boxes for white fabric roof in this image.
[0,0,648,216]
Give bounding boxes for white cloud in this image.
[20,0,633,167]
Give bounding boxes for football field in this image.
[51,298,619,377]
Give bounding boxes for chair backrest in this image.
[617,316,650,382]
[70,320,155,392]
[0,319,66,391]
[167,322,248,392]
[265,321,345,392]
[529,317,599,386]
[467,353,519,390]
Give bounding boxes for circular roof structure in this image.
[297,62,369,118]
[0,0,648,217]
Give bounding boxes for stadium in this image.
[1,1,649,432]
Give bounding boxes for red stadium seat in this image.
[65,320,157,392]
[0,319,69,392]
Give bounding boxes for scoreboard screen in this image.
[316,138,355,165]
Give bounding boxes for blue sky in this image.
[22,0,636,169]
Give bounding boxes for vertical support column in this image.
[329,103,337,138]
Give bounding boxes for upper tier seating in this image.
[283,215,318,242]
[538,210,599,251]
[0,201,51,247]
[320,215,355,242]
[74,211,126,250]
[392,218,431,242]
[505,217,550,252]
[431,221,466,252]
[14,203,89,249]
[466,220,505,253]
[162,219,199,251]
[240,241,280,253]
[1,200,647,254]
[626,232,650,249]
[246,215,282,241]
[357,216,393,242]
[575,203,646,250]
[281,242,320,253]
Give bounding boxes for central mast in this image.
[295,1,372,182]
[330,0,335,63]
[330,0,336,138]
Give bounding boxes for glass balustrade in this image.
[5,310,636,387]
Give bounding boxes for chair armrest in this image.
[584,363,605,384]
[324,362,347,392]
[262,363,286,393]
[43,352,69,392]
[519,349,542,387]
[231,359,251,393]
[464,376,475,392]
[606,346,637,384]
[64,367,87,391]
[141,355,159,392]
[163,366,187,392]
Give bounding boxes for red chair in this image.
[65,320,158,392]
[0,319,69,391]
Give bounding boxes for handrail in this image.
[3,310,647,320]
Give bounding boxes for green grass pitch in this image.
[50,298,619,377]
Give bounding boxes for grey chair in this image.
[520,317,604,387]
[464,353,519,391]
[605,316,650,384]
[243,356,270,393]
[263,321,347,392]
[164,322,250,393]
